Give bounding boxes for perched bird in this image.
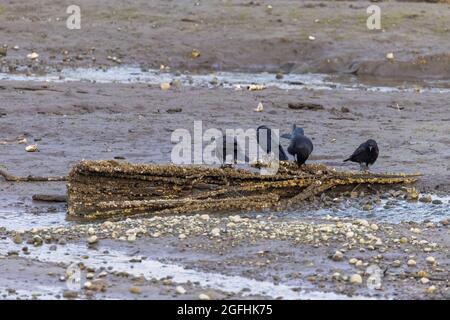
[256,125,289,161]
[344,139,379,171]
[281,124,314,166]
[214,134,249,166]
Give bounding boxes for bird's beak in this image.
[369,146,373,152]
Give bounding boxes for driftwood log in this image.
[67,160,419,219]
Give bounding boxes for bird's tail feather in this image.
[343,158,350,162]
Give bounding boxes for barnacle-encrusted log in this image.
[67,160,419,219]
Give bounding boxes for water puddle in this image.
[0,209,73,232]
[283,195,450,224]
[0,239,371,300]
[1,67,449,93]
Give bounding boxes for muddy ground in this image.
[1,0,450,78]
[0,0,449,300]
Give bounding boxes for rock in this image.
[419,195,432,203]
[275,73,284,80]
[32,235,43,246]
[425,286,436,294]
[160,82,171,90]
[308,35,316,41]
[248,84,266,91]
[425,256,436,265]
[362,204,373,211]
[87,227,96,235]
[441,219,449,226]
[417,270,428,278]
[127,234,136,242]
[87,235,98,245]
[86,272,95,280]
[392,260,401,267]
[350,274,363,285]
[370,224,379,231]
[178,234,186,240]
[288,102,324,111]
[420,277,430,285]
[332,251,344,262]
[400,237,408,244]
[63,290,78,299]
[406,188,419,201]
[25,144,39,152]
[229,215,242,223]
[0,46,7,56]
[81,281,92,291]
[349,258,358,265]
[129,286,141,294]
[254,102,264,112]
[13,234,23,244]
[210,228,221,237]
[199,214,210,221]
[191,48,201,58]
[49,245,57,251]
[331,272,341,280]
[102,221,114,228]
[27,52,39,60]
[345,231,355,238]
[407,259,417,267]
[199,293,211,300]
[432,199,443,205]
[176,286,186,295]
[386,52,394,60]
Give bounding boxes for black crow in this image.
[344,139,379,171]
[281,124,313,166]
[256,125,289,161]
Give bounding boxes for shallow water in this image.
[286,196,450,224]
[1,67,450,93]
[0,239,370,300]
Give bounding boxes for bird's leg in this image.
[359,163,369,172]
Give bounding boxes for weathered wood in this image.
[67,160,419,219]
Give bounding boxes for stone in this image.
[199,214,210,221]
[211,228,221,237]
[13,234,23,244]
[407,259,417,267]
[176,286,186,295]
[25,144,39,152]
[419,195,432,203]
[63,290,78,299]
[199,293,211,300]
[420,277,430,285]
[350,274,363,285]
[386,52,394,60]
[129,286,141,294]
[332,251,344,262]
[425,256,435,265]
[87,235,98,245]
[392,260,402,267]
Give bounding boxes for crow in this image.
[344,139,379,171]
[256,125,289,161]
[281,124,313,166]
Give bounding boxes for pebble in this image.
[87,227,96,235]
[425,286,436,294]
[349,258,358,265]
[419,195,432,203]
[392,260,401,267]
[25,144,39,152]
[420,277,430,285]
[160,82,171,90]
[32,235,43,246]
[425,256,435,265]
[63,290,78,299]
[27,52,39,60]
[349,274,363,285]
[407,259,417,267]
[199,293,211,300]
[386,52,394,60]
[211,228,221,237]
[432,199,443,205]
[176,286,186,295]
[370,224,379,231]
[87,235,98,245]
[129,286,141,294]
[127,234,137,242]
[178,234,186,240]
[199,214,210,221]
[13,234,23,244]
[332,251,344,262]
